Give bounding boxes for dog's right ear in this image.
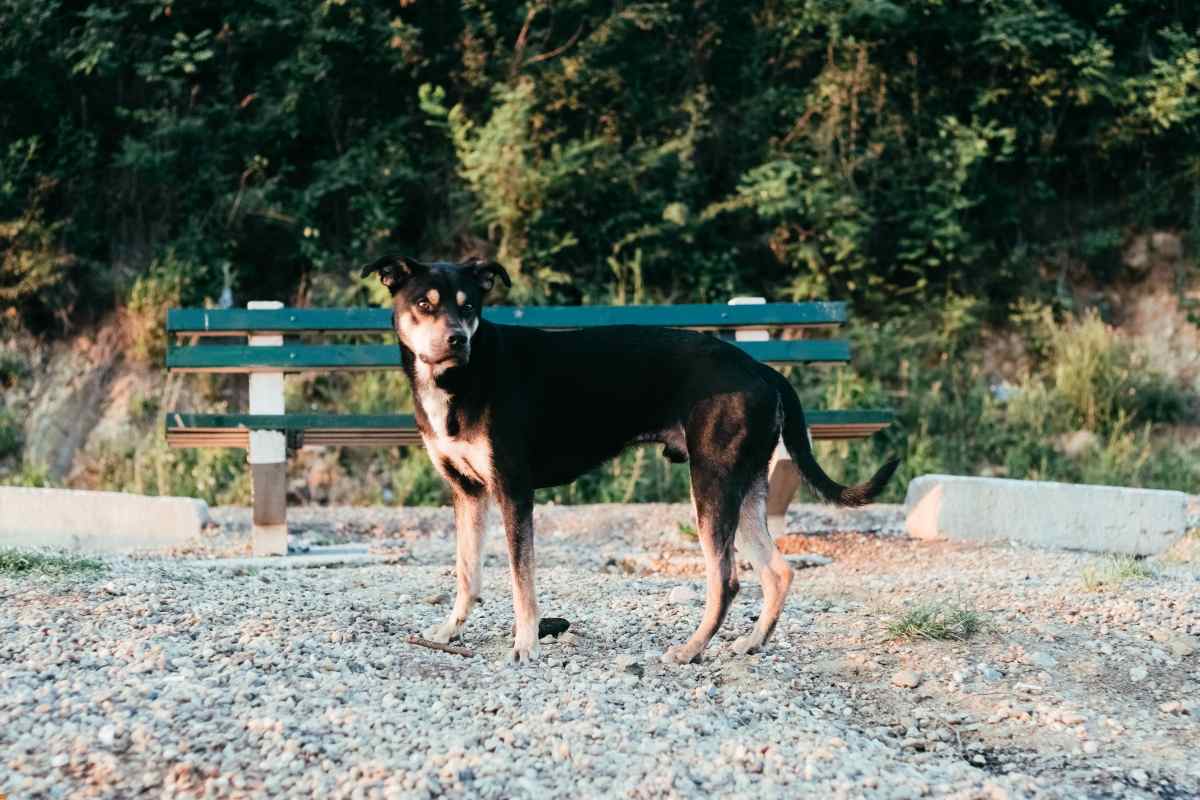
[359,255,425,292]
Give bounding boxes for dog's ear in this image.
[463,257,511,293]
[360,255,425,292]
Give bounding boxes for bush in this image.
[0,409,22,460]
[797,299,1199,501]
[121,250,191,364]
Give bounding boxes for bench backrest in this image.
[165,302,851,372]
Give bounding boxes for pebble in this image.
[1129,666,1149,683]
[977,664,1004,682]
[1159,702,1186,715]
[891,670,922,689]
[1028,651,1058,670]
[667,585,699,604]
[1168,637,1196,658]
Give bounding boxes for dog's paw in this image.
[731,633,762,656]
[661,643,704,665]
[508,640,541,664]
[422,620,459,644]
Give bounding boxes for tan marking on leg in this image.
[732,476,793,655]
[500,495,540,663]
[423,494,489,643]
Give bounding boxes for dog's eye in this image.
[416,300,434,314]
[460,303,474,315]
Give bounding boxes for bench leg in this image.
[251,455,288,556]
[248,300,288,556]
[765,436,807,538]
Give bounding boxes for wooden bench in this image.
[164,299,892,554]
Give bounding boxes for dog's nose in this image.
[448,333,467,349]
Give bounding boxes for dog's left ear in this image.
[360,255,425,292]
[463,257,511,293]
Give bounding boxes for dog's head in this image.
[360,255,510,376]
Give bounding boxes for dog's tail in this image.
[762,366,898,507]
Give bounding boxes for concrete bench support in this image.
[248,300,288,556]
[0,486,208,553]
[904,474,1188,555]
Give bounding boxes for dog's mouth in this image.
[419,351,467,367]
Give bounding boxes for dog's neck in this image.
[400,321,492,439]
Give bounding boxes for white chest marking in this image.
[416,382,493,487]
[416,383,451,438]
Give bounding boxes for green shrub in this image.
[0,409,21,460]
[122,251,190,364]
[0,350,28,388]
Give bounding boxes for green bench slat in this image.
[167,302,847,335]
[165,409,893,431]
[166,339,851,372]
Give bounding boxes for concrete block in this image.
[904,474,1188,555]
[0,487,208,553]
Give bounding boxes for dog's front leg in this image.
[497,489,540,663]
[423,492,489,644]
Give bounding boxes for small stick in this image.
[406,635,475,658]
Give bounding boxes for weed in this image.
[0,409,20,459]
[887,602,985,641]
[1081,554,1156,592]
[0,548,106,576]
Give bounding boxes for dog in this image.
[361,254,898,663]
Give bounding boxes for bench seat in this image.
[164,409,894,449]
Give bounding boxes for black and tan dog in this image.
[362,255,897,664]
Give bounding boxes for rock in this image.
[1129,666,1149,683]
[98,724,117,747]
[1082,741,1099,755]
[891,670,922,689]
[977,664,1004,682]
[1055,430,1099,459]
[1159,701,1186,715]
[1028,652,1058,670]
[785,553,833,568]
[538,618,571,638]
[1059,711,1086,726]
[668,586,699,605]
[1168,637,1196,658]
[422,593,448,606]
[624,663,645,679]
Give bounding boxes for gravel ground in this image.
[3,502,1199,799]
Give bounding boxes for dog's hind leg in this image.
[663,467,743,665]
[498,490,540,663]
[424,492,490,644]
[732,472,794,655]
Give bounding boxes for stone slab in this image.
[904,474,1188,555]
[0,486,209,553]
[181,545,403,571]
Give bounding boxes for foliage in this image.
[122,249,191,364]
[0,548,106,577]
[0,408,21,459]
[1,1,1198,320]
[886,602,985,642]
[787,296,1198,502]
[1081,554,1156,592]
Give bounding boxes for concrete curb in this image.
[904,474,1188,555]
[0,486,209,554]
[179,545,406,571]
